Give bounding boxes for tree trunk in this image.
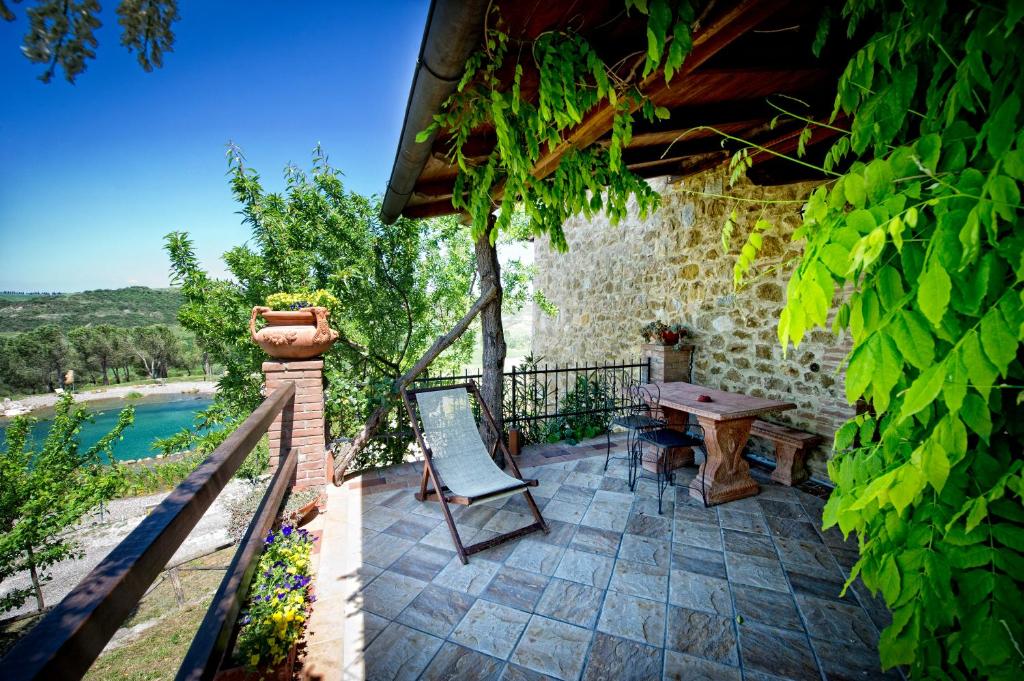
[26,546,44,611]
[101,359,109,385]
[203,352,211,378]
[332,287,498,481]
[111,366,121,383]
[474,218,506,467]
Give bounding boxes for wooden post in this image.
[508,428,521,456]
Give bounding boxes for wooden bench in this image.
[749,420,822,486]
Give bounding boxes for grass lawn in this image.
[0,547,234,679]
[2,548,233,677]
[84,547,233,680]
[85,602,210,681]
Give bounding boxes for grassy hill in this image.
[0,287,182,332]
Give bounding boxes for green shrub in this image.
[545,374,614,444]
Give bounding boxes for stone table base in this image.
[688,416,759,505]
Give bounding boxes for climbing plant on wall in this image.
[420,0,696,247]
[762,2,1023,678]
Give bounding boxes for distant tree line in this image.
[0,324,210,396]
[0,291,62,296]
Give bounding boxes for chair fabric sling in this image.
[416,388,526,500]
[402,381,548,563]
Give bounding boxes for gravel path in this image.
[0,479,255,619]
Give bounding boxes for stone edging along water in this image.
[7,379,217,416]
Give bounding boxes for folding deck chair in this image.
[402,381,548,564]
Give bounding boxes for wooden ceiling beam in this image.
[624,118,769,150]
[528,0,791,181]
[404,198,460,219]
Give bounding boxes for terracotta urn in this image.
[250,306,339,360]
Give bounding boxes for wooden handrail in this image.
[2,382,296,681]
[176,444,298,680]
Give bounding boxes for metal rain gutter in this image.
[379,0,488,224]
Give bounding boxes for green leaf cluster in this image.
[3,0,180,83]
[420,1,695,246]
[780,2,1024,677]
[0,394,133,612]
[164,146,479,471]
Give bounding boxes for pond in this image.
[0,393,214,462]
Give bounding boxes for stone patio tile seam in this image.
[713,489,748,681]
[757,496,829,681]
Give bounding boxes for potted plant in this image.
[250,290,340,360]
[641,320,690,347]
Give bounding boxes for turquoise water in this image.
[0,394,213,462]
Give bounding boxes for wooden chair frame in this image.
[401,380,548,564]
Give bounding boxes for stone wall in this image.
[531,168,854,479]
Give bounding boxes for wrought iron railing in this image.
[412,357,650,445]
[2,383,298,681]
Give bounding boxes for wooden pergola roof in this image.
[382,0,852,222]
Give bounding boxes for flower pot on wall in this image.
[660,331,680,346]
[250,306,339,360]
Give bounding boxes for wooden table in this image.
[643,382,795,505]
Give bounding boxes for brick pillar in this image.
[642,343,694,383]
[263,359,328,490]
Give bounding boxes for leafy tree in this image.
[0,394,133,612]
[1,0,179,83]
[10,324,73,392]
[165,146,478,470]
[68,324,120,385]
[0,322,205,396]
[129,324,181,379]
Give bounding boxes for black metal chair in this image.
[634,414,706,515]
[604,383,665,473]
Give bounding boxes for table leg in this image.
[689,415,759,505]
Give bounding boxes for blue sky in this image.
[0,1,430,291]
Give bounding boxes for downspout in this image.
[380,0,488,224]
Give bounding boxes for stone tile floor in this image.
[310,439,898,681]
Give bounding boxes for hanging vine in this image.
[760,2,1023,678]
[419,0,697,247]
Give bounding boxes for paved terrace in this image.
[303,435,896,681]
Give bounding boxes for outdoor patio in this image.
[305,435,896,681]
